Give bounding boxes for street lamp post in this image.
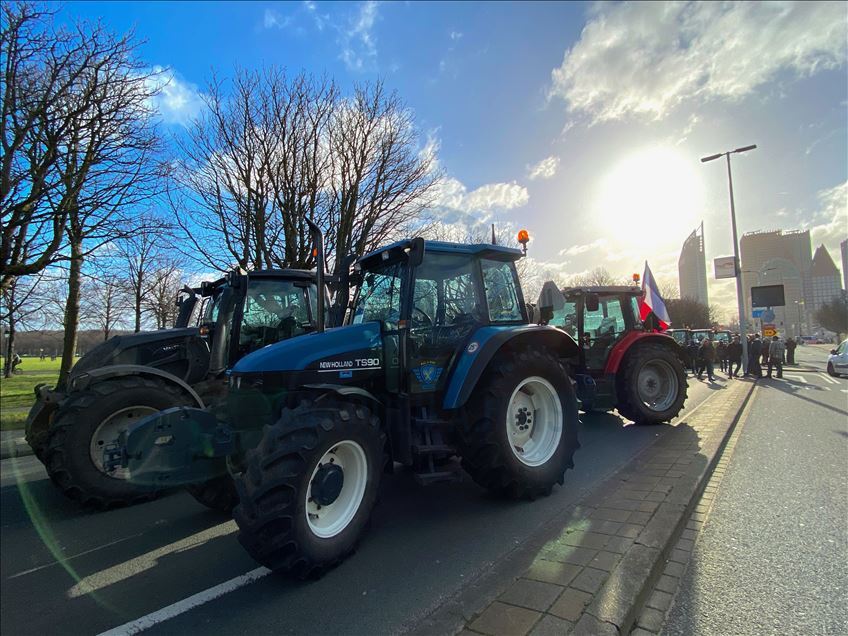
[702,144,757,374]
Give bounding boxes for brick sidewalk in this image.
[461,378,756,636]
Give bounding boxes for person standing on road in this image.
[767,335,785,378]
[687,338,699,375]
[747,335,763,378]
[716,340,728,373]
[785,336,796,365]
[727,335,743,378]
[697,337,717,381]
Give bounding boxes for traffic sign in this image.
[762,323,777,338]
[752,308,764,319]
[761,308,775,323]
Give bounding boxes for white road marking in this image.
[68,521,237,598]
[96,567,271,636]
[783,374,807,383]
[818,373,839,385]
[8,531,146,579]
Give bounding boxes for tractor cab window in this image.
[238,279,314,356]
[481,260,523,322]
[352,262,404,330]
[552,301,579,339]
[407,253,481,393]
[583,297,627,370]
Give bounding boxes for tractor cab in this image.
[349,238,531,398]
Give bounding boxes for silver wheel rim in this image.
[305,440,368,539]
[506,376,563,467]
[89,406,158,480]
[637,360,679,412]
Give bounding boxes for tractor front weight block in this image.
[118,406,234,487]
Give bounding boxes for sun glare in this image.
[594,147,704,247]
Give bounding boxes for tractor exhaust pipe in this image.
[306,219,325,333]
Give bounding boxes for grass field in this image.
[0,357,77,431]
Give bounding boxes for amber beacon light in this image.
[517,229,530,255]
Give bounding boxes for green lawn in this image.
[0,357,77,431]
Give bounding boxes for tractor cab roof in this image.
[246,269,316,281]
[562,286,642,298]
[358,239,522,270]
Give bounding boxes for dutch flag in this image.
[639,261,671,331]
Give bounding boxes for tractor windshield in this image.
[352,262,405,330]
[237,279,317,356]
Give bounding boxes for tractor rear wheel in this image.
[234,397,384,578]
[616,343,687,425]
[185,475,239,513]
[44,376,188,508]
[458,347,579,499]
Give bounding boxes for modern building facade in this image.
[810,244,843,316]
[841,239,847,293]
[678,222,708,306]
[740,230,811,337]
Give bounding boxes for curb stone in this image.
[0,433,33,460]
[452,378,756,636]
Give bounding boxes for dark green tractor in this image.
[113,226,581,576]
[26,269,326,510]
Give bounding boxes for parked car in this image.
[827,340,848,377]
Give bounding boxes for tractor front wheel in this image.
[234,398,384,578]
[458,347,579,499]
[616,343,687,424]
[44,376,189,508]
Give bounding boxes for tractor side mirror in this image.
[586,293,600,312]
[407,237,426,267]
[539,306,553,324]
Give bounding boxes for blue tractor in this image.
[114,226,580,576]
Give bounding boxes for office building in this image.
[841,239,847,292]
[810,244,842,317]
[678,223,708,305]
[740,229,811,337]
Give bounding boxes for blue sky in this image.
[58,1,847,317]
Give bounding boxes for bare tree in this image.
[170,69,438,276]
[80,271,128,341]
[115,213,176,332]
[142,259,183,329]
[324,81,439,276]
[1,270,54,376]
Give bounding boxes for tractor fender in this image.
[604,332,678,374]
[302,383,382,407]
[443,325,579,410]
[69,364,205,408]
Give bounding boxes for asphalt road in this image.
[1,377,719,636]
[664,344,848,635]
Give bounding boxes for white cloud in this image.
[551,1,847,124]
[558,237,607,257]
[263,9,291,29]
[148,67,204,127]
[340,1,380,71]
[527,155,560,180]
[435,178,529,214]
[807,181,848,257]
[449,30,463,41]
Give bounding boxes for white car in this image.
[827,340,848,377]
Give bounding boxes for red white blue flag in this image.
[639,261,671,330]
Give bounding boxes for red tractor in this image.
[537,282,687,424]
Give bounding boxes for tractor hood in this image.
[232,322,384,376]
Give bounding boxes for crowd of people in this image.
[683,332,799,382]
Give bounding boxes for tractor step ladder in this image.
[411,413,461,486]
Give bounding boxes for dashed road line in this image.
[96,567,272,636]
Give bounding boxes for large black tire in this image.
[186,475,239,513]
[234,397,385,578]
[827,362,838,377]
[45,376,189,509]
[24,399,52,463]
[457,347,580,499]
[616,343,688,425]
